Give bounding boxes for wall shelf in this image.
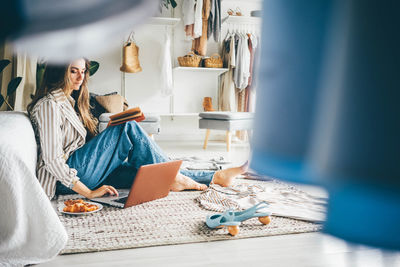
[173,67,228,75]
[146,17,181,27]
[222,15,261,25]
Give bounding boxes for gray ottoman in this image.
[99,113,161,139]
[199,112,254,151]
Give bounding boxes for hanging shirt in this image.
[207,0,221,42]
[234,33,251,90]
[193,0,203,38]
[159,32,173,97]
[250,35,261,92]
[219,34,236,111]
[182,0,196,38]
[182,0,196,26]
[241,34,251,90]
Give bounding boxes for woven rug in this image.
[56,179,322,254]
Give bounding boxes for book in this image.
[106,107,145,127]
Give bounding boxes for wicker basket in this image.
[204,53,223,68]
[178,51,202,67]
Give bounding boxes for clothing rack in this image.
[225,23,260,36]
[222,16,261,36]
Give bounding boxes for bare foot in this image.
[212,161,249,187]
[170,173,208,192]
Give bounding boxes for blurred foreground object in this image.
[251,0,400,249]
[0,0,158,63]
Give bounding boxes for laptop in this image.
[91,160,182,208]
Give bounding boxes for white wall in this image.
[89,0,262,141]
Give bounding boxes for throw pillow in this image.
[95,94,125,113]
[89,92,117,120]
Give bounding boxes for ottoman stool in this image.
[199,112,254,151]
[99,113,161,139]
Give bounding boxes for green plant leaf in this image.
[170,0,177,8]
[89,61,99,76]
[7,77,22,96]
[0,94,4,108]
[36,63,46,90]
[0,59,10,74]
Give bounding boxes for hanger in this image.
[127,31,136,44]
[225,25,232,40]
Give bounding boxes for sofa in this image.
[0,111,67,266]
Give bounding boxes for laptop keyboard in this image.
[114,196,128,204]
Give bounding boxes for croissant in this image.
[64,199,84,206]
[63,199,99,213]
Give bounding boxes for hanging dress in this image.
[218,34,236,111]
[159,32,173,97]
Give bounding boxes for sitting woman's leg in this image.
[178,160,249,190]
[59,121,206,192]
[123,121,169,168]
[58,120,249,194]
[212,161,249,187]
[56,122,139,194]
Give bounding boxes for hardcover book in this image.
[107,107,145,127]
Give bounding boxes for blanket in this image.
[0,112,67,267]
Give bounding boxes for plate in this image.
[59,201,103,215]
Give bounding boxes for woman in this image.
[28,58,247,200]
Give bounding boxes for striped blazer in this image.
[30,88,87,199]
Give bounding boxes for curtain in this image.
[251,0,400,250]
[13,53,37,111]
[0,43,37,111]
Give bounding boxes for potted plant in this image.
[161,0,177,9]
[0,59,22,110]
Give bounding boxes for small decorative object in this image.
[204,53,223,68]
[177,51,202,67]
[227,7,242,16]
[206,202,271,236]
[235,7,243,16]
[202,97,216,111]
[120,32,142,73]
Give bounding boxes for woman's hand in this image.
[72,181,119,199]
[88,185,119,199]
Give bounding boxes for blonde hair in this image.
[28,59,98,139]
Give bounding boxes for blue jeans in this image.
[56,121,215,195]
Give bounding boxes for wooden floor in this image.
[38,233,400,267]
[37,140,400,267]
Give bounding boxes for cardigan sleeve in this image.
[33,100,80,188]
